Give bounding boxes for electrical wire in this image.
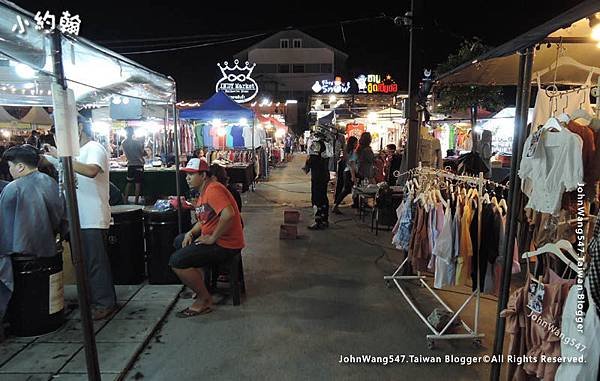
[120,33,269,55]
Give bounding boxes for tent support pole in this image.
[51,31,101,381]
[172,99,183,234]
[490,46,534,381]
[403,0,424,171]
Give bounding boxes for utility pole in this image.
[404,0,424,170]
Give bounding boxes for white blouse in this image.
[518,128,583,215]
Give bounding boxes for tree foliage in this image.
[436,38,504,114]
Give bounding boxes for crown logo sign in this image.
[215,59,259,103]
[218,59,256,82]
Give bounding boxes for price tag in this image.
[525,129,543,158]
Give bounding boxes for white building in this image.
[234,29,348,131]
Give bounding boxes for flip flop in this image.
[175,306,213,318]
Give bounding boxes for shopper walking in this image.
[122,126,146,204]
[332,136,358,214]
[47,118,117,320]
[170,158,244,317]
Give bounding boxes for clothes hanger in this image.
[522,242,580,273]
[554,239,580,263]
[532,56,600,82]
[541,117,562,132]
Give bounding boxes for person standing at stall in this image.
[332,136,358,214]
[47,118,117,320]
[122,126,146,205]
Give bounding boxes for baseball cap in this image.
[181,157,210,173]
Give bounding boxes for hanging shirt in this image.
[532,76,593,132]
[519,128,584,215]
[457,198,474,285]
[433,203,454,288]
[194,123,204,148]
[230,125,245,148]
[225,126,234,148]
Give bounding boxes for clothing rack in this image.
[385,164,507,349]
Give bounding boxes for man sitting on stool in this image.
[170,158,245,318]
[0,145,65,321]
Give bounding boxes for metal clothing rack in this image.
[385,165,506,349]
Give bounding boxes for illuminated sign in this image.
[31,10,82,35]
[312,76,351,94]
[354,74,398,94]
[216,60,259,103]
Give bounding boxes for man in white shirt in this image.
[48,118,117,320]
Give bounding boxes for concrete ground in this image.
[124,155,503,381]
[0,284,182,381]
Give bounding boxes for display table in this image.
[224,164,255,192]
[110,167,189,201]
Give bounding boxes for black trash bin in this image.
[108,205,145,285]
[8,250,65,337]
[144,207,191,284]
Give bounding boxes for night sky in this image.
[14,0,586,100]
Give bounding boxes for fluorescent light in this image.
[13,62,36,79]
[239,118,248,126]
[212,118,222,128]
[329,95,337,103]
[23,83,35,89]
[285,99,298,104]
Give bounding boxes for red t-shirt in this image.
[195,182,244,249]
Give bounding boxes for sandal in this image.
[175,306,213,318]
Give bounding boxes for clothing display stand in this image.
[385,164,507,349]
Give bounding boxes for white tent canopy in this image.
[0,106,16,122]
[20,106,52,127]
[436,0,600,86]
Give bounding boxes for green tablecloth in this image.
[110,168,189,200]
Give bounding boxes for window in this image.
[292,64,305,73]
[277,64,290,73]
[293,39,302,48]
[320,63,332,73]
[305,64,320,73]
[279,39,290,49]
[255,64,277,73]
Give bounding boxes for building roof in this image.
[235,29,349,59]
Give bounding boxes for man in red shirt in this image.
[170,158,245,317]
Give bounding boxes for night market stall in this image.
[419,1,600,380]
[0,1,178,378]
[179,91,260,190]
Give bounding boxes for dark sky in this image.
[14,0,586,100]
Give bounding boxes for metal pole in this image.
[490,47,534,381]
[172,99,183,234]
[404,0,424,171]
[51,31,101,381]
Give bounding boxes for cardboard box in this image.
[280,224,298,240]
[284,209,300,224]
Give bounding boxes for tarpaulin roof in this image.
[179,92,254,121]
[20,106,52,126]
[0,0,176,106]
[436,0,600,86]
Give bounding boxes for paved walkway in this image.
[123,155,494,381]
[1,284,181,381]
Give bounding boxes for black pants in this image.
[334,171,354,206]
[311,179,329,223]
[334,159,346,203]
[170,234,239,269]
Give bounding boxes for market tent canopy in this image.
[435,0,600,86]
[0,106,16,122]
[179,92,254,121]
[0,0,176,106]
[375,107,405,121]
[20,106,52,127]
